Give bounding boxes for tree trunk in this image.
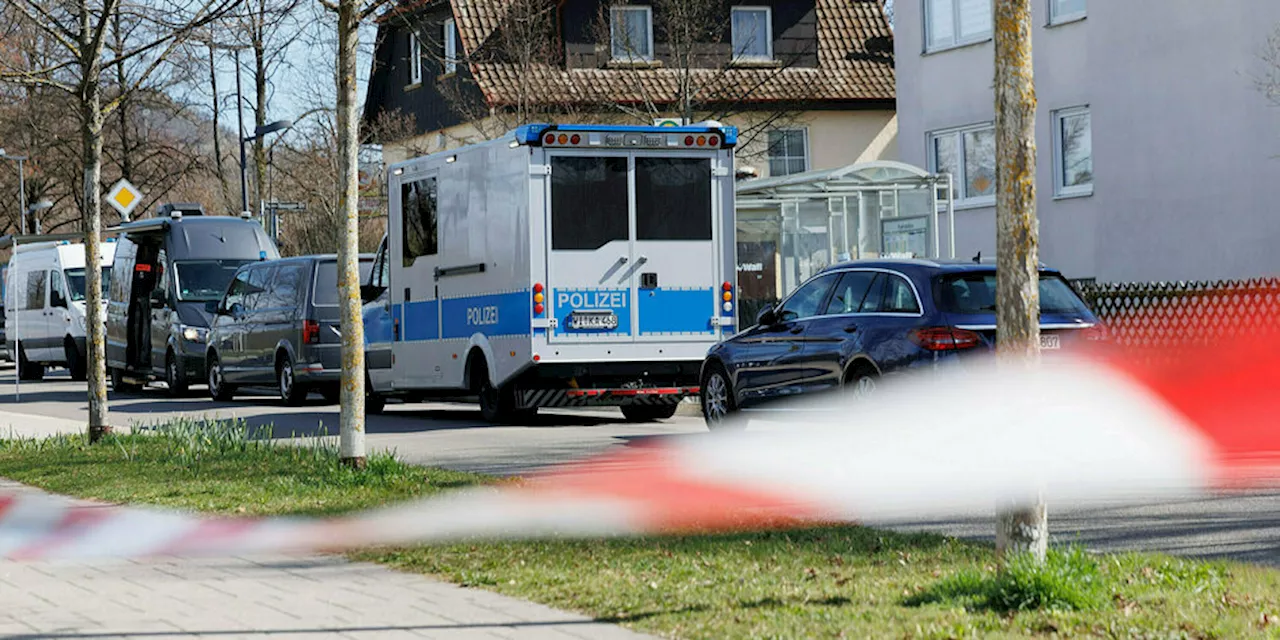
[993,0,1045,564]
[82,58,110,442]
[335,0,366,468]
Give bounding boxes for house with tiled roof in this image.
[362,0,899,176]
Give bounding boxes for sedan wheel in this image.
[847,370,878,399]
[700,364,739,430]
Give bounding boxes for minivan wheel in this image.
[17,345,44,381]
[165,351,188,396]
[278,354,308,406]
[207,355,235,401]
[65,339,86,381]
[700,363,740,430]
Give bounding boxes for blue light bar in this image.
[513,123,738,147]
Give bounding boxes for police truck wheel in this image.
[207,355,235,401]
[111,367,140,393]
[65,339,86,381]
[17,346,44,381]
[473,359,515,423]
[278,354,308,406]
[620,405,679,422]
[165,351,188,396]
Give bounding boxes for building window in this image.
[731,6,772,61]
[611,5,653,60]
[928,123,996,206]
[767,129,809,176]
[407,31,422,84]
[1054,106,1093,197]
[443,18,458,75]
[925,0,992,52]
[1049,0,1086,24]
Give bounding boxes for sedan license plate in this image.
[1040,334,1061,350]
[569,311,618,331]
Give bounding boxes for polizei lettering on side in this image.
[466,306,500,326]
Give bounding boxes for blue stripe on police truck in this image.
[638,288,717,335]
[441,291,532,340]
[401,301,441,341]
[552,289,632,335]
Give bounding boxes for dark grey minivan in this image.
[205,255,372,405]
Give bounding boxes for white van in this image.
[4,240,116,380]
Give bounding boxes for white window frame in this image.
[1048,0,1086,25]
[408,31,423,85]
[731,6,773,62]
[924,0,993,53]
[1053,106,1093,198]
[767,127,810,177]
[443,17,458,75]
[610,5,654,61]
[927,122,996,208]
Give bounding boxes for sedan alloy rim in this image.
[705,374,728,420]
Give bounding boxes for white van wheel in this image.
[65,339,86,381]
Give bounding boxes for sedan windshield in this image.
[937,272,1091,315]
[174,260,251,302]
[64,267,112,302]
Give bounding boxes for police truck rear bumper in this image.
[518,386,699,409]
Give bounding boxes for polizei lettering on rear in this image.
[556,291,627,310]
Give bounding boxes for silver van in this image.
[206,254,372,404]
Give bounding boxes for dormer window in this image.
[732,6,773,61]
[610,5,653,60]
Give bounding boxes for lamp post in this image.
[27,200,52,235]
[0,149,28,234]
[240,119,291,220]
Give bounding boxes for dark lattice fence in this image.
[1075,278,1280,366]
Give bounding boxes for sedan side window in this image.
[861,274,920,314]
[778,273,839,322]
[823,271,877,315]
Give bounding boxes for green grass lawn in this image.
[3,420,1279,639]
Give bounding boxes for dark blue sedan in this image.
[699,259,1103,427]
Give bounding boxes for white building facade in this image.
[895,0,1280,282]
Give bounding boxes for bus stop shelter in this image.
[734,161,954,324]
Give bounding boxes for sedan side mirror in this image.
[756,304,777,327]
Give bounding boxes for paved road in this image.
[3,365,1280,567]
[0,366,706,476]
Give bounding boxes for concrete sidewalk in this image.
[0,420,653,639]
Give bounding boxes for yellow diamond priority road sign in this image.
[105,179,143,219]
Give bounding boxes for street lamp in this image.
[27,200,52,235]
[0,149,28,234]
[240,119,291,218]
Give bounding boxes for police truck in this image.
[362,123,739,423]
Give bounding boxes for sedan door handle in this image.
[789,326,803,335]
[844,325,858,333]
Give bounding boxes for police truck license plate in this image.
[1040,334,1061,350]
[569,311,618,330]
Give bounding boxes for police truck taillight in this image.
[303,319,320,345]
[909,327,983,351]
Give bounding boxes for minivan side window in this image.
[244,266,274,310]
[223,269,250,311]
[778,273,839,322]
[268,263,306,309]
[25,270,46,310]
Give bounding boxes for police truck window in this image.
[402,177,438,266]
[550,156,629,251]
[635,158,713,241]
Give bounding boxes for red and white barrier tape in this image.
[1,331,1278,560]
